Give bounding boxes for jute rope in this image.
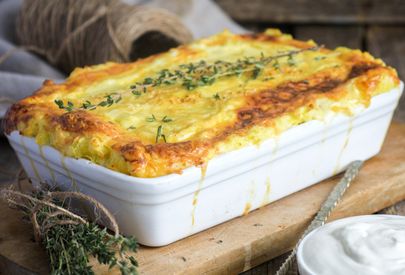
[1,169,121,242]
[16,0,193,73]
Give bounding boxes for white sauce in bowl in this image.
[297,215,405,275]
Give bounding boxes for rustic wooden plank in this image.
[267,252,295,275]
[215,0,405,24]
[1,123,405,275]
[294,26,363,49]
[0,138,20,185]
[0,254,39,275]
[367,27,405,122]
[250,262,267,275]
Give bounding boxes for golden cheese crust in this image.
[4,29,400,177]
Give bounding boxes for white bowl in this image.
[297,215,405,275]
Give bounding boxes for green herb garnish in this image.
[162,116,172,123]
[131,90,141,96]
[146,114,157,122]
[55,46,321,113]
[287,54,296,66]
[45,223,138,275]
[98,93,122,107]
[155,125,167,143]
[147,115,173,123]
[2,189,139,275]
[54,93,122,112]
[314,56,327,61]
[129,46,320,93]
[272,59,280,70]
[82,100,96,110]
[55,99,75,112]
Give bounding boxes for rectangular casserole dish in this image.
[6,83,403,246]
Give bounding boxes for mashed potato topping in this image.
[4,29,399,177]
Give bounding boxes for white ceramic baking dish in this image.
[5,83,403,246]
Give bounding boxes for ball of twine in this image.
[16,0,193,73]
[2,169,121,241]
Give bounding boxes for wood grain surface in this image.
[1,123,405,275]
[294,26,363,50]
[367,26,405,122]
[215,0,405,24]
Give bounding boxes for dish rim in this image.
[6,82,404,188]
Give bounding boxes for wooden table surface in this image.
[1,123,405,275]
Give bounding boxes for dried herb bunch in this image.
[54,46,320,112]
[2,189,139,275]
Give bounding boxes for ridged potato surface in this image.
[4,30,400,177]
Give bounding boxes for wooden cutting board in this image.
[1,122,405,275]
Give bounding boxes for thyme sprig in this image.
[129,46,320,93]
[147,116,172,143]
[45,223,138,275]
[54,46,321,112]
[55,99,74,112]
[54,93,122,112]
[2,189,139,275]
[146,114,157,122]
[162,116,173,123]
[146,114,173,123]
[155,125,166,143]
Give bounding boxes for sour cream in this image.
[297,215,405,275]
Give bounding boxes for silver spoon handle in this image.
[275,160,363,275]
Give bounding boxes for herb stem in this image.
[54,46,322,112]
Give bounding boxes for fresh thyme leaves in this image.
[146,114,173,123]
[272,59,280,70]
[82,100,96,110]
[161,116,173,123]
[54,93,122,112]
[143,77,153,85]
[128,126,136,130]
[131,90,141,96]
[213,93,221,100]
[314,56,327,61]
[146,114,157,122]
[155,125,167,143]
[98,93,122,107]
[287,55,296,66]
[55,99,74,112]
[130,84,146,96]
[55,46,321,113]
[2,189,139,275]
[45,223,139,275]
[129,46,320,93]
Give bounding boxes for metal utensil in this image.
[276,160,364,275]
